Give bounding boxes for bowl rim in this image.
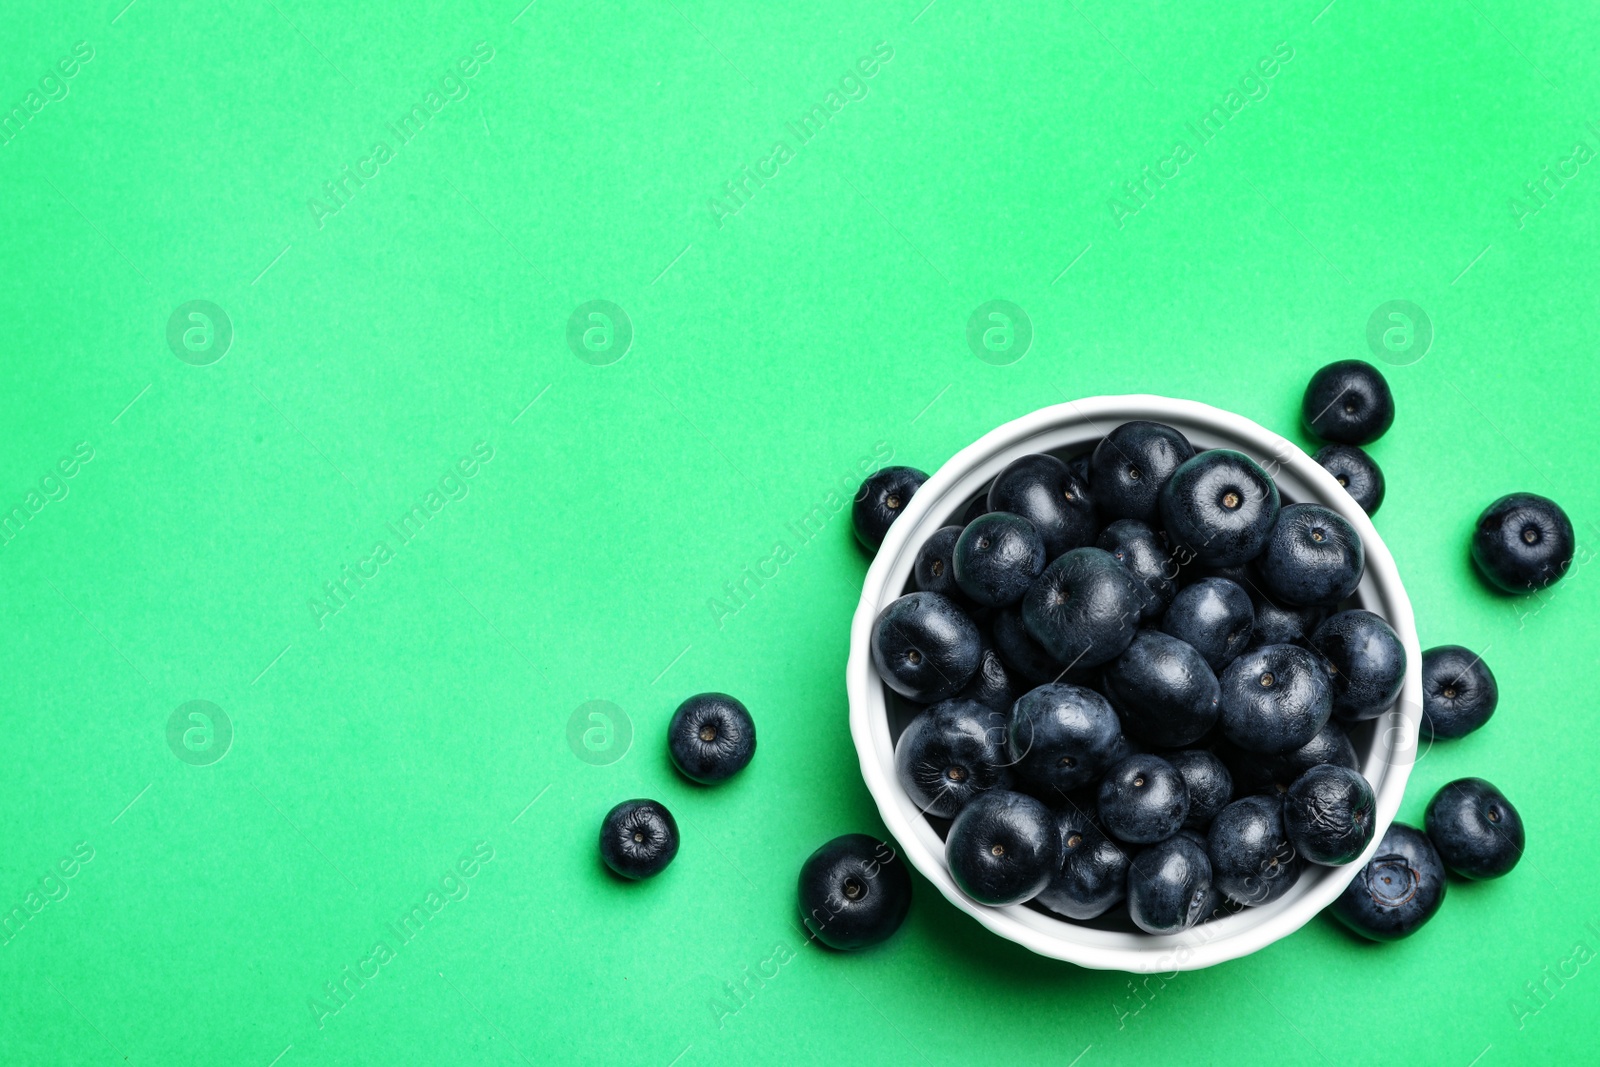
[846,395,1422,972]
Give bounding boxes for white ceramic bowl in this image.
[847,396,1423,972]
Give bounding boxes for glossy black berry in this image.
[599,799,679,879]
[799,834,912,950]
[1284,764,1375,866]
[668,693,756,784]
[1100,630,1220,748]
[946,790,1061,906]
[955,639,1024,713]
[1090,421,1196,525]
[1066,449,1093,487]
[986,453,1097,558]
[1313,444,1385,515]
[1098,754,1189,845]
[1425,778,1524,880]
[1182,559,1255,588]
[1219,643,1333,754]
[1311,610,1406,722]
[1258,503,1365,608]
[894,699,1008,818]
[1006,683,1122,795]
[1420,645,1498,740]
[1221,720,1358,797]
[1332,822,1446,941]
[1191,879,1225,926]
[960,489,990,526]
[1161,577,1254,673]
[1207,795,1301,906]
[954,512,1047,608]
[1127,834,1213,934]
[1035,810,1129,920]
[913,525,965,599]
[1471,492,1575,593]
[871,592,981,703]
[990,606,1064,685]
[1165,749,1234,829]
[1247,590,1328,652]
[852,466,927,551]
[1159,450,1281,567]
[1022,547,1142,669]
[1098,519,1178,621]
[1302,360,1395,445]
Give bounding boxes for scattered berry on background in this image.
[1419,645,1498,740]
[1332,823,1447,941]
[599,799,680,880]
[799,834,913,950]
[1425,778,1524,880]
[1302,359,1395,445]
[1313,444,1385,515]
[1470,492,1576,593]
[667,693,756,784]
[852,465,928,551]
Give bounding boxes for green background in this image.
[2,0,1597,1063]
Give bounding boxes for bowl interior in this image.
[848,397,1422,972]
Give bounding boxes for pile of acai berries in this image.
[855,364,1547,941]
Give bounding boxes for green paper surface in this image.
[2,0,1597,1063]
